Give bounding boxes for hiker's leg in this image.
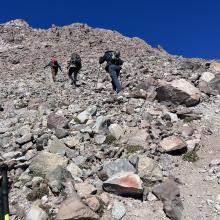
[68,68,74,84]
[108,65,121,93]
[51,69,56,82]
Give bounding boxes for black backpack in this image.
[104,51,117,62]
[70,53,81,66]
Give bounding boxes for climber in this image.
[99,50,123,93]
[44,57,62,82]
[67,53,82,86]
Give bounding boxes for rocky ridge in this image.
[0,19,220,220]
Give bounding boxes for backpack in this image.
[70,53,81,67]
[104,51,117,62]
[51,58,58,68]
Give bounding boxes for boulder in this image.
[47,114,69,129]
[76,105,97,124]
[103,159,136,178]
[209,75,220,94]
[200,72,215,82]
[109,124,124,140]
[152,179,184,220]
[57,196,99,220]
[137,156,163,183]
[156,79,201,106]
[25,206,48,220]
[103,172,143,198]
[160,136,187,152]
[92,116,111,134]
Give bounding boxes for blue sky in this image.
[1,0,219,59]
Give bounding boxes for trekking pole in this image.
[0,180,3,220]
[0,164,9,220]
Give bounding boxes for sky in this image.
[1,0,219,59]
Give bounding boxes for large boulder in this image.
[152,179,184,220]
[160,136,187,152]
[209,75,220,94]
[29,152,68,178]
[103,172,143,198]
[200,72,215,82]
[156,79,201,106]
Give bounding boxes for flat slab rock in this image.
[160,136,187,152]
[103,172,143,198]
[57,196,99,220]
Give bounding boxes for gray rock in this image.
[103,159,136,178]
[54,128,69,139]
[152,179,184,220]
[67,162,83,178]
[16,133,32,145]
[109,124,125,140]
[112,201,126,220]
[156,79,201,107]
[29,151,68,178]
[92,116,111,134]
[200,72,215,82]
[76,105,97,124]
[25,206,48,220]
[180,126,194,137]
[36,134,49,151]
[209,75,220,94]
[137,156,163,183]
[94,134,106,144]
[210,159,220,167]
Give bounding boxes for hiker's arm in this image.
[44,62,50,69]
[118,58,124,66]
[58,63,62,71]
[99,56,105,64]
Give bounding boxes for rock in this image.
[156,79,201,106]
[209,159,220,167]
[75,183,97,198]
[209,75,220,94]
[47,114,69,129]
[16,134,32,145]
[100,192,110,205]
[25,206,48,220]
[64,136,80,148]
[85,196,101,212]
[76,105,97,123]
[94,134,106,144]
[29,152,68,178]
[112,201,126,220]
[180,125,194,137]
[103,172,143,198]
[48,138,67,156]
[57,196,99,220]
[147,192,158,201]
[92,116,111,134]
[198,81,213,94]
[152,179,183,220]
[3,151,21,160]
[160,136,187,152]
[103,159,136,178]
[54,128,69,139]
[109,124,124,140]
[36,134,49,151]
[67,162,83,178]
[137,156,163,183]
[186,139,200,151]
[200,72,215,82]
[124,128,149,148]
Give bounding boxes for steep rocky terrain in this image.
[0,19,220,220]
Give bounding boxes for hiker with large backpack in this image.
[99,50,123,93]
[67,53,82,86]
[44,57,62,82]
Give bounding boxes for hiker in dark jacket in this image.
[67,53,82,86]
[99,50,123,93]
[44,57,62,82]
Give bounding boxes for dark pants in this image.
[51,67,58,82]
[108,64,121,93]
[68,67,79,85]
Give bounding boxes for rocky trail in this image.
[0,19,220,220]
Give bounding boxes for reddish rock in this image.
[75,183,97,198]
[47,114,69,129]
[103,172,143,198]
[85,196,101,212]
